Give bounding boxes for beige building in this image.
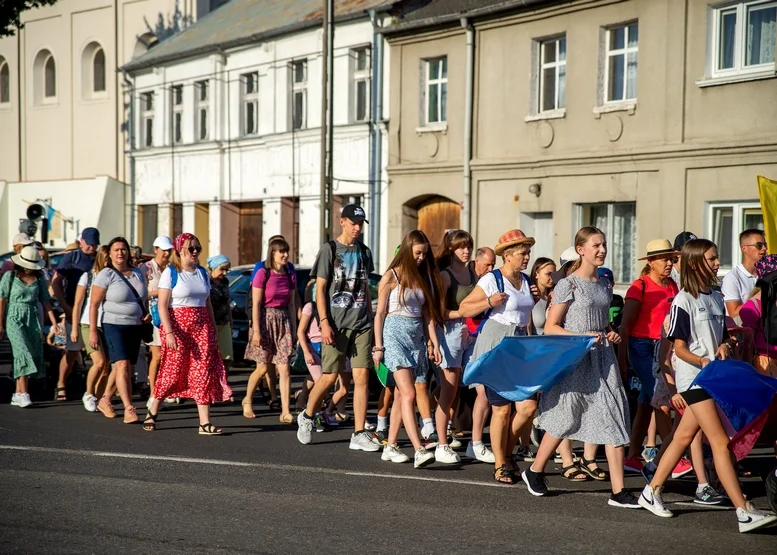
[384,0,777,284]
[0,0,219,250]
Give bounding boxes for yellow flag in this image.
[757,175,777,254]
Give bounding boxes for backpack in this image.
[757,273,777,345]
[169,265,209,289]
[473,270,530,336]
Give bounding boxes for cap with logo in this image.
[81,227,100,246]
[673,232,697,250]
[341,204,369,224]
[12,233,34,247]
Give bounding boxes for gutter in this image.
[368,9,384,268]
[461,17,474,234]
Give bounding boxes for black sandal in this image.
[494,464,517,485]
[580,457,608,481]
[198,423,223,436]
[269,400,281,411]
[54,387,67,401]
[561,463,590,482]
[143,412,159,432]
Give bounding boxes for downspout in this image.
[461,17,474,234]
[368,9,383,269]
[114,0,119,180]
[122,71,136,244]
[17,28,23,181]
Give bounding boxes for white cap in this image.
[559,246,580,266]
[152,236,174,250]
[12,233,34,246]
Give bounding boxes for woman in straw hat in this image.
[618,239,680,473]
[0,246,61,408]
[459,229,537,484]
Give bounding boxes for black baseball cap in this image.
[81,227,100,246]
[342,204,368,224]
[673,231,697,250]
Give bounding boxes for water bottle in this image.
[54,330,66,347]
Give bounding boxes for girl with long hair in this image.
[639,239,777,532]
[243,236,298,423]
[522,227,636,507]
[373,230,444,467]
[144,233,232,435]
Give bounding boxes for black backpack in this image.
[757,272,777,345]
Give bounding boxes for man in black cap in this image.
[671,231,697,284]
[51,227,100,401]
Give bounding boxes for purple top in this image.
[739,297,777,357]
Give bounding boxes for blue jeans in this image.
[627,337,658,404]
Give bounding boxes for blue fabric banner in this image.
[463,335,597,402]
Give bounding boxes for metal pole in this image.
[319,0,331,243]
[326,0,334,240]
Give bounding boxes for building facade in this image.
[385,0,777,283]
[123,0,394,268]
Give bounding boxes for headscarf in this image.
[173,232,195,254]
[755,254,777,279]
[207,254,230,270]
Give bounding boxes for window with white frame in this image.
[140,91,154,148]
[0,57,9,104]
[423,57,447,124]
[291,60,307,130]
[538,36,566,112]
[171,84,183,144]
[242,71,259,136]
[604,22,638,103]
[578,202,637,284]
[709,202,764,269]
[351,47,370,122]
[44,52,56,99]
[711,1,776,78]
[195,80,209,141]
[92,47,106,93]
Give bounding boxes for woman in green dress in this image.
[0,246,60,408]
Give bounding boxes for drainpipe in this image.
[122,71,136,244]
[369,9,384,268]
[461,17,474,234]
[17,28,23,181]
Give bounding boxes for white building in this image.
[123,0,395,268]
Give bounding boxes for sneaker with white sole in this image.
[448,436,462,449]
[737,504,777,533]
[435,444,461,464]
[382,444,409,463]
[364,421,376,431]
[82,394,97,412]
[466,441,496,463]
[638,485,673,518]
[422,431,439,449]
[349,431,381,452]
[694,485,725,505]
[608,489,642,509]
[521,468,549,497]
[10,393,20,407]
[414,447,435,468]
[15,393,32,408]
[296,412,314,445]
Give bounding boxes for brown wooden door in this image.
[280,197,299,263]
[238,202,263,265]
[418,197,460,252]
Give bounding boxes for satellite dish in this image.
[27,203,45,222]
[19,219,38,237]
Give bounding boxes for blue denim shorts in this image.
[627,337,659,404]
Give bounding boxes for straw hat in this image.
[638,239,678,260]
[11,245,45,270]
[494,229,535,256]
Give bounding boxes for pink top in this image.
[252,267,296,308]
[302,302,322,343]
[739,298,777,357]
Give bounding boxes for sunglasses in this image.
[188,246,202,254]
[745,242,768,250]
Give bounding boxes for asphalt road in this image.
[0,366,776,554]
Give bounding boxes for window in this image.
[195,80,209,141]
[33,49,56,105]
[604,23,638,103]
[423,57,447,124]
[709,202,764,269]
[712,1,776,77]
[351,47,370,122]
[578,202,637,283]
[93,48,106,93]
[44,53,56,98]
[242,72,258,136]
[291,60,307,130]
[0,57,9,104]
[538,36,566,112]
[171,84,183,144]
[140,91,154,148]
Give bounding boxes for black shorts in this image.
[680,388,712,405]
[486,387,537,407]
[102,323,143,364]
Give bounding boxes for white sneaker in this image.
[737,504,777,533]
[296,412,314,445]
[364,421,376,431]
[435,444,461,464]
[10,393,20,407]
[414,447,435,468]
[466,441,496,464]
[349,431,381,452]
[82,394,97,412]
[638,485,673,518]
[449,436,462,449]
[381,443,409,463]
[15,393,32,408]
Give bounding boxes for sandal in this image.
[124,405,139,424]
[198,423,223,436]
[143,412,159,432]
[54,387,67,401]
[279,413,294,424]
[561,463,590,482]
[451,428,465,439]
[494,464,517,485]
[580,457,608,481]
[97,396,116,418]
[269,399,281,411]
[335,412,351,423]
[242,399,256,419]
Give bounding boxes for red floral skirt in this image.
[155,306,232,405]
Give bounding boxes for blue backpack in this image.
[150,265,209,327]
[473,270,530,336]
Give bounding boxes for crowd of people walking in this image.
[2,204,777,534]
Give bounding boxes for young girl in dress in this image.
[639,239,777,532]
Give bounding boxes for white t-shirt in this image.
[77,271,103,326]
[721,263,757,306]
[158,266,210,308]
[477,271,534,327]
